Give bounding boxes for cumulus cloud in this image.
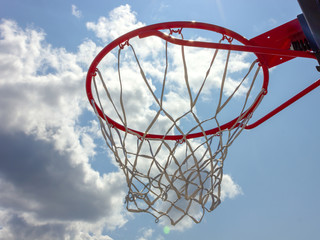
[137,228,154,240]
[0,18,126,239]
[0,4,250,238]
[86,4,144,42]
[221,174,243,200]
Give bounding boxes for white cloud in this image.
[72,4,82,18]
[221,174,243,200]
[0,18,127,239]
[86,4,144,42]
[137,228,154,240]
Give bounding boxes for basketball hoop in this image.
[86,21,320,225]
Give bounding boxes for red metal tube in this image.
[245,79,320,129]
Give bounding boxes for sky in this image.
[0,0,320,240]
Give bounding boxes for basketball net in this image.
[91,30,265,225]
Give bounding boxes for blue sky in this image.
[0,0,320,239]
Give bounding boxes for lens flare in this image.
[163,226,170,234]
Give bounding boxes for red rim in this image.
[86,21,270,140]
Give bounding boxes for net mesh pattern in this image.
[91,33,264,225]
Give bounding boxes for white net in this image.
[91,30,265,225]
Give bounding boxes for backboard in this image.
[298,0,320,69]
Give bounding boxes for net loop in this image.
[119,40,130,49]
[169,28,183,35]
[222,34,233,43]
